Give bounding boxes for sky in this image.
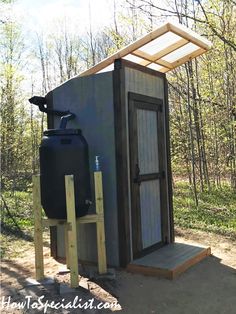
[12,0,115,34]
[1,0,122,95]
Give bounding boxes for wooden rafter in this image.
[171,47,206,68]
[78,21,212,77]
[131,50,173,69]
[79,23,169,77]
[168,23,210,50]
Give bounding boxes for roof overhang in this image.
[79,21,212,77]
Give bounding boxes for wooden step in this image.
[127,242,211,279]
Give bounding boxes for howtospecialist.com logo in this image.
[1,295,121,313]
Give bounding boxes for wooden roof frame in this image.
[79,21,212,77]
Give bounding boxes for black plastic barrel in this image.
[39,128,91,219]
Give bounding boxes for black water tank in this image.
[40,128,91,219]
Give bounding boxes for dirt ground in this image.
[1,227,236,314]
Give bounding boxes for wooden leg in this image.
[32,175,44,281]
[96,220,107,274]
[64,223,70,269]
[65,175,79,288]
[94,172,107,274]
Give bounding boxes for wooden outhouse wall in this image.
[47,72,120,266]
[46,59,174,267]
[113,60,173,266]
[123,66,170,252]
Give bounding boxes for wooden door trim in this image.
[164,78,174,242]
[128,95,142,257]
[128,92,165,258]
[113,60,132,267]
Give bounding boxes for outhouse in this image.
[45,22,212,269]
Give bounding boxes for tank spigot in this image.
[95,156,100,171]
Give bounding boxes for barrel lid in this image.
[43,129,82,136]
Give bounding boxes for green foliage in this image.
[1,190,34,229]
[168,0,236,191]
[173,180,236,238]
[0,0,235,254]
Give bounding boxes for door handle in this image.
[133,163,141,185]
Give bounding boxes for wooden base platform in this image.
[127,242,211,279]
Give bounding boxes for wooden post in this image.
[94,171,107,274]
[64,223,70,269]
[65,175,79,288]
[32,175,44,281]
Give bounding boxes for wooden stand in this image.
[32,172,107,288]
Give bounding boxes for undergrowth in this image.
[173,180,236,239]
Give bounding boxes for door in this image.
[129,92,165,258]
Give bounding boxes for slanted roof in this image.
[79,21,212,77]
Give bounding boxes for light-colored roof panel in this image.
[147,63,163,71]
[163,42,199,62]
[140,31,182,55]
[123,54,145,64]
[79,21,212,77]
[97,63,114,74]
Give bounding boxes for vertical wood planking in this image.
[137,109,159,174]
[65,175,79,288]
[94,171,107,274]
[140,181,162,248]
[32,175,44,280]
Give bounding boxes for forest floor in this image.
[1,226,236,314]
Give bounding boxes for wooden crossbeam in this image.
[42,214,104,227]
[152,38,189,60]
[131,50,173,69]
[137,38,189,67]
[170,47,206,68]
[156,47,206,73]
[33,173,108,287]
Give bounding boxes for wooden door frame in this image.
[113,59,174,267]
[128,92,165,259]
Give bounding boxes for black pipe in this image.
[29,96,76,129]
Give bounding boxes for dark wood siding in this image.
[48,72,120,266]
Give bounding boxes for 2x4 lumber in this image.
[158,47,206,73]
[77,214,104,224]
[138,38,189,66]
[78,24,169,77]
[171,47,206,68]
[131,50,173,69]
[42,214,103,227]
[65,175,79,288]
[64,223,70,269]
[168,22,212,50]
[42,219,65,227]
[94,171,107,274]
[32,175,44,281]
[152,37,189,60]
[78,22,211,77]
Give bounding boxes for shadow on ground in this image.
[1,253,236,313]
